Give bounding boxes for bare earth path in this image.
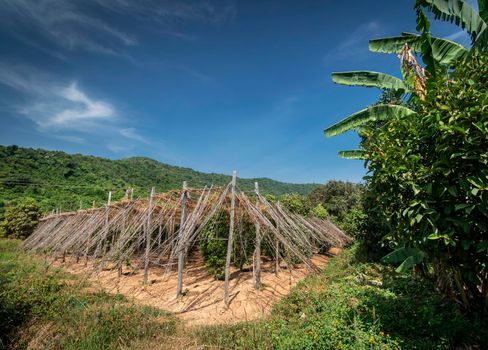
[58,248,339,326]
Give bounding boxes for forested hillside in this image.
[0,145,319,212]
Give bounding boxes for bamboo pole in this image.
[275,236,280,276]
[176,181,188,298]
[254,182,261,289]
[143,187,155,285]
[224,171,237,306]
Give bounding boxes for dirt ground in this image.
[58,249,339,326]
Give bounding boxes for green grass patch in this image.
[0,239,178,350]
[194,245,488,349]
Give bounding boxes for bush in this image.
[308,181,364,222]
[311,203,328,219]
[363,51,488,309]
[279,193,312,216]
[3,198,41,239]
[339,207,366,239]
[0,239,177,349]
[199,211,255,278]
[195,245,488,349]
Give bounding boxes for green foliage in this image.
[363,51,488,309]
[417,0,487,48]
[308,181,363,223]
[194,245,488,349]
[279,193,312,216]
[339,207,367,239]
[199,211,255,278]
[0,239,177,349]
[3,198,41,239]
[311,204,328,220]
[0,146,319,213]
[200,211,230,278]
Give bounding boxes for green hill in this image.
[0,145,319,212]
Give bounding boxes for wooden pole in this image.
[130,188,134,201]
[143,187,155,285]
[254,182,261,289]
[176,181,188,297]
[275,231,280,276]
[224,170,237,307]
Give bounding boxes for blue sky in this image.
[0,0,474,184]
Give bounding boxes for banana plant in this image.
[419,0,487,50]
[324,0,486,160]
[324,70,416,158]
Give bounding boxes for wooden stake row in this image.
[25,171,351,306]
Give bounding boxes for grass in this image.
[193,246,488,349]
[0,239,178,350]
[1,238,487,349]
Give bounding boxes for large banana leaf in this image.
[324,104,417,137]
[332,71,408,92]
[382,246,426,273]
[369,32,469,66]
[338,150,365,159]
[420,0,487,44]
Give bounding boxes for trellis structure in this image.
[24,171,350,306]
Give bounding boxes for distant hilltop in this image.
[0,145,320,211]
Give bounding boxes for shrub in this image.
[311,203,328,219]
[0,239,177,349]
[308,181,364,222]
[363,51,488,309]
[279,193,312,216]
[3,198,41,239]
[199,210,255,278]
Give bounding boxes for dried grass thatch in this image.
[23,177,351,304]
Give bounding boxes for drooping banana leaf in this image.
[419,0,487,45]
[369,32,469,66]
[338,150,365,160]
[324,104,417,137]
[382,246,426,273]
[332,71,409,92]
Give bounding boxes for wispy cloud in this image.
[41,82,115,129]
[52,135,85,144]
[0,0,235,58]
[323,21,384,62]
[0,63,152,150]
[119,128,149,144]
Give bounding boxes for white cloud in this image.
[0,63,150,150]
[14,81,115,131]
[0,0,235,58]
[45,83,115,128]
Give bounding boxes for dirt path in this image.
[59,248,339,326]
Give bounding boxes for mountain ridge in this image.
[0,145,320,211]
